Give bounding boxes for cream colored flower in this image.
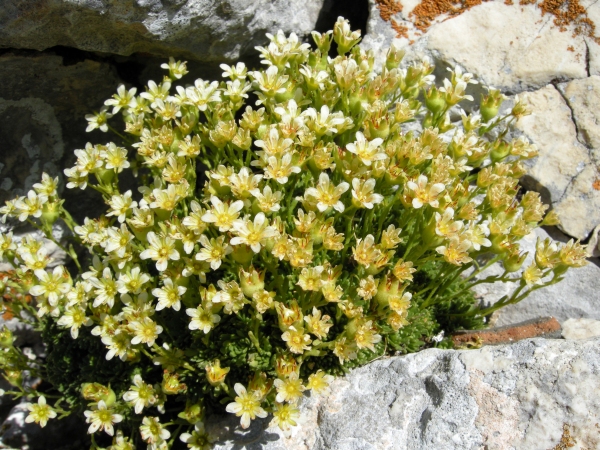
[225,383,267,429]
[230,213,278,253]
[140,232,180,272]
[281,326,312,354]
[84,400,123,436]
[274,372,305,403]
[346,132,386,166]
[25,396,57,428]
[406,175,445,209]
[304,173,349,213]
[201,196,244,232]
[351,178,383,209]
[196,235,232,270]
[186,305,221,333]
[123,374,157,414]
[152,278,186,311]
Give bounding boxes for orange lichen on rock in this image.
[538,0,600,44]
[410,0,483,33]
[375,0,403,22]
[377,0,600,44]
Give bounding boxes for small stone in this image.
[562,318,600,339]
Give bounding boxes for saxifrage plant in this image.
[0,17,588,450]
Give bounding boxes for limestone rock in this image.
[562,318,600,339]
[469,227,600,326]
[515,84,600,240]
[559,75,600,155]
[0,0,324,62]
[207,337,600,449]
[362,0,589,92]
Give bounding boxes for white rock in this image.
[206,337,600,449]
[515,84,600,240]
[559,75,600,153]
[562,318,600,339]
[362,0,589,92]
[0,0,325,61]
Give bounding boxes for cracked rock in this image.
[515,84,600,240]
[205,337,600,449]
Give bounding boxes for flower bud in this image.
[248,371,273,400]
[425,87,447,114]
[178,401,204,424]
[0,327,14,348]
[374,274,403,308]
[205,360,230,387]
[503,250,527,272]
[275,353,299,378]
[231,244,253,265]
[480,88,504,122]
[81,383,116,407]
[162,370,187,395]
[490,140,511,163]
[385,45,405,70]
[239,266,265,298]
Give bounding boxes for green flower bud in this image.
[425,87,447,114]
[239,266,265,298]
[0,327,14,348]
[480,88,504,122]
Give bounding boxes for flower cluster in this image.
[0,17,588,449]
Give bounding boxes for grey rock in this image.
[0,51,119,220]
[514,84,600,240]
[468,227,600,326]
[207,337,600,449]
[562,318,600,339]
[0,0,324,62]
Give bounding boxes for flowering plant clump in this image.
[0,17,589,449]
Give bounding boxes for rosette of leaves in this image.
[0,17,588,449]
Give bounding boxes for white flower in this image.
[304,173,349,213]
[152,278,186,311]
[84,400,123,436]
[230,213,278,253]
[225,383,267,429]
[122,374,157,414]
[346,131,386,166]
[139,232,180,272]
[25,396,57,428]
[186,305,221,333]
[195,235,232,270]
[351,178,384,209]
[30,266,71,306]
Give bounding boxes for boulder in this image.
[206,337,600,449]
[514,84,600,240]
[0,0,325,62]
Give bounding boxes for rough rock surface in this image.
[362,0,589,93]
[514,84,600,240]
[468,227,600,326]
[562,318,600,339]
[0,0,324,61]
[204,337,600,449]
